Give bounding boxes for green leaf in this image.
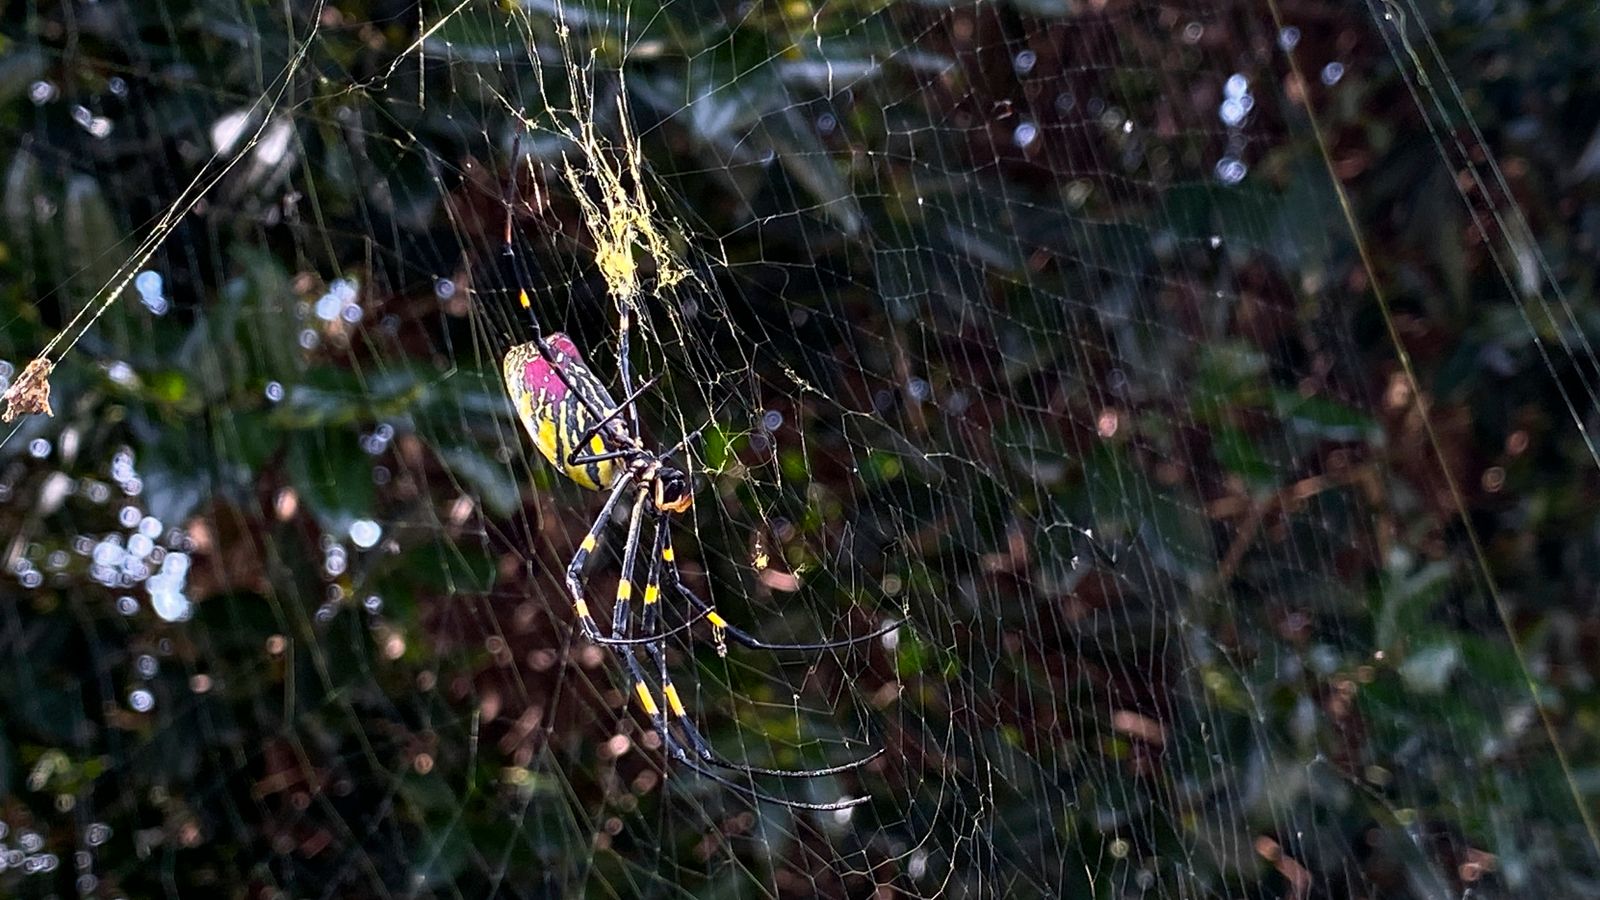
[1272,389,1379,443]
[1399,641,1461,695]
[63,174,123,307]
[273,365,433,429]
[437,446,523,519]
[285,428,376,536]
[1211,424,1278,486]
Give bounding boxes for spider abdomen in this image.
[502,334,633,491]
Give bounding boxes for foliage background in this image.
[3,0,1600,897]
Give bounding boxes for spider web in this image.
[2,0,1598,897]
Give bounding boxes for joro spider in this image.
[495,233,890,814]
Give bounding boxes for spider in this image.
[495,211,891,813]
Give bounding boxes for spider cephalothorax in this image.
[646,463,693,515]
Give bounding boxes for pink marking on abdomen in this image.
[545,333,580,357]
[519,333,584,403]
[521,357,565,402]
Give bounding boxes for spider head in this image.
[652,465,694,515]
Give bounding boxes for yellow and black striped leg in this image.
[639,525,882,780]
[564,474,636,644]
[614,301,643,438]
[659,530,730,657]
[660,530,902,653]
[615,646,864,811]
[570,377,658,462]
[563,476,697,648]
[608,491,650,644]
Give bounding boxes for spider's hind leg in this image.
[634,522,883,783]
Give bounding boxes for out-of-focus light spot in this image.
[434,278,456,299]
[128,533,154,558]
[29,81,57,104]
[1220,98,1247,127]
[107,361,137,385]
[265,381,284,402]
[1013,50,1037,75]
[1278,27,1301,50]
[761,409,784,431]
[1215,156,1248,184]
[349,519,382,549]
[909,851,929,879]
[128,689,155,712]
[27,438,50,459]
[1224,74,1249,98]
[1321,62,1345,85]
[1097,408,1120,438]
[254,118,294,166]
[93,540,126,568]
[149,552,192,622]
[111,449,137,486]
[150,591,190,623]
[1012,121,1039,148]
[211,109,252,155]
